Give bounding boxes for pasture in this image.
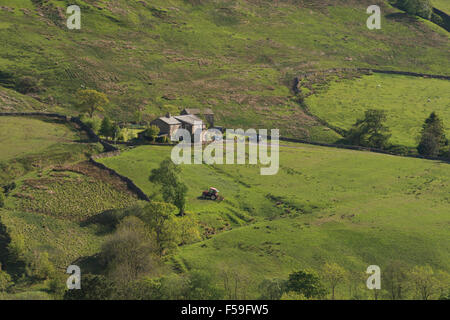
[98,144,450,298]
[0,116,79,161]
[306,74,450,147]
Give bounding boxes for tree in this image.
[418,112,448,157]
[138,202,180,256]
[76,89,109,118]
[48,273,67,299]
[25,250,55,281]
[346,109,391,149]
[80,114,102,134]
[101,216,160,284]
[185,271,224,300]
[176,213,201,245]
[0,265,12,292]
[395,0,432,19]
[149,159,188,214]
[144,125,160,142]
[286,270,326,299]
[384,260,408,300]
[321,262,347,300]
[64,274,115,300]
[409,265,437,300]
[99,116,114,139]
[258,278,287,300]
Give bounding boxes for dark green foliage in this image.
[0,71,15,89]
[418,112,448,157]
[15,76,41,94]
[345,109,391,149]
[394,0,433,19]
[286,270,326,299]
[99,117,114,139]
[150,159,188,214]
[64,274,115,300]
[144,125,160,142]
[138,202,180,256]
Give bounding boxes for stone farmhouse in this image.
[149,109,214,142]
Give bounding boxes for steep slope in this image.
[0,0,448,141]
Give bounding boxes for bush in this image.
[15,76,42,94]
[48,273,67,299]
[286,270,326,299]
[0,269,13,292]
[345,109,391,149]
[395,0,432,19]
[64,274,115,300]
[144,125,160,142]
[80,114,102,134]
[25,251,55,281]
[99,117,114,139]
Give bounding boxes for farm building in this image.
[149,113,181,137]
[181,108,214,127]
[148,112,207,142]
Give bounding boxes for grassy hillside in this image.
[0,0,449,141]
[0,116,79,161]
[432,0,450,14]
[0,116,102,184]
[98,144,449,298]
[305,74,450,147]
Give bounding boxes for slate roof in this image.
[155,116,181,125]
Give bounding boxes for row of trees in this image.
[258,262,450,300]
[345,109,449,158]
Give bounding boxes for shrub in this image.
[99,117,114,139]
[15,76,42,94]
[395,0,433,19]
[48,273,67,299]
[80,114,102,134]
[286,270,326,299]
[101,216,160,284]
[64,274,115,300]
[144,125,160,142]
[417,112,448,157]
[25,251,55,281]
[0,268,13,292]
[345,109,391,149]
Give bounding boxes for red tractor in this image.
[202,187,220,200]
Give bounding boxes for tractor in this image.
[202,187,221,201]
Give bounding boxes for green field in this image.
[432,0,450,14]
[98,144,450,298]
[0,0,449,301]
[0,116,79,161]
[0,116,102,185]
[0,0,449,141]
[306,74,450,147]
